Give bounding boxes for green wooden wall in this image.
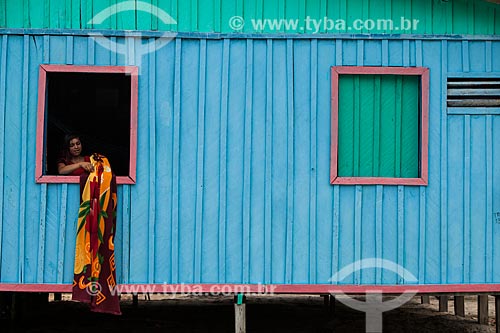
[338,75,420,178]
[0,0,499,34]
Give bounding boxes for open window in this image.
[330,66,429,186]
[35,65,138,184]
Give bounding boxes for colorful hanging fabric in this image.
[72,153,121,315]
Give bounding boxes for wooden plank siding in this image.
[0,33,499,285]
[0,0,499,34]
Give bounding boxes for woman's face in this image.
[68,138,82,157]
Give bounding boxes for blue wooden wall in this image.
[0,32,500,286]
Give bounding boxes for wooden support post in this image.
[454,296,465,317]
[478,295,489,325]
[495,295,499,333]
[132,295,139,308]
[421,295,430,304]
[329,295,335,314]
[0,292,13,322]
[438,296,448,312]
[234,294,246,333]
[322,294,329,308]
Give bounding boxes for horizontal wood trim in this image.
[331,177,427,186]
[35,175,135,185]
[1,283,500,295]
[332,66,428,76]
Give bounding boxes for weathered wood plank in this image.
[448,88,500,96]
[448,99,500,107]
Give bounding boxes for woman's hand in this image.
[80,162,95,173]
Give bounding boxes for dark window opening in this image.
[45,72,131,176]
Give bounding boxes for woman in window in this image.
[57,134,94,175]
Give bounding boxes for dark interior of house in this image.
[45,72,131,176]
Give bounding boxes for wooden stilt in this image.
[438,296,448,312]
[322,294,329,309]
[329,295,335,314]
[234,294,246,333]
[0,292,13,322]
[454,296,465,317]
[495,295,499,333]
[421,295,430,304]
[132,295,139,308]
[478,295,489,325]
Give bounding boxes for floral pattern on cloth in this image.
[72,153,121,315]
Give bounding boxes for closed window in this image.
[330,66,429,185]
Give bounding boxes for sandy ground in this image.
[3,293,497,332]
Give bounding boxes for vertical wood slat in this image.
[87,37,95,65]
[148,42,156,283]
[416,39,426,284]
[309,39,317,284]
[264,38,272,284]
[376,39,388,284]
[375,185,383,283]
[57,185,68,283]
[486,116,493,283]
[36,35,51,283]
[285,38,294,283]
[0,36,7,278]
[397,186,404,282]
[331,39,342,283]
[171,38,181,283]
[486,41,493,284]
[242,39,253,283]
[353,75,360,176]
[354,40,363,284]
[394,76,402,177]
[121,185,131,283]
[218,38,229,283]
[441,40,447,283]
[66,36,73,64]
[37,184,48,282]
[372,76,380,176]
[213,0,221,32]
[17,35,29,282]
[463,40,471,284]
[194,39,206,283]
[464,115,471,283]
[332,185,340,281]
[354,186,362,283]
[0,1,5,28]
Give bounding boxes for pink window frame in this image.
[35,64,138,185]
[330,66,429,186]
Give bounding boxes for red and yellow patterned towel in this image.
[72,153,121,315]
